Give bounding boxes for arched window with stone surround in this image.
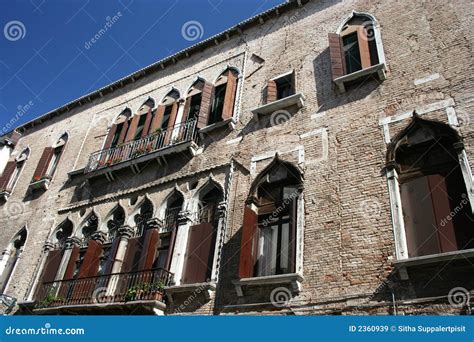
[208,68,239,126]
[0,228,27,293]
[181,181,223,285]
[238,160,302,279]
[329,11,386,91]
[387,116,474,258]
[0,147,30,199]
[103,108,132,150]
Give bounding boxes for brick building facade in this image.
[0,0,473,315]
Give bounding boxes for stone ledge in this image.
[334,63,386,92]
[251,93,305,117]
[232,273,304,297]
[165,282,216,303]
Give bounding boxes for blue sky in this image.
[0,0,284,134]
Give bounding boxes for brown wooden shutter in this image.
[63,246,80,280]
[141,108,153,138]
[121,237,142,272]
[182,223,215,284]
[149,106,165,134]
[328,33,346,80]
[163,102,179,145]
[197,81,214,129]
[34,249,64,299]
[428,174,458,253]
[32,147,54,182]
[77,240,103,278]
[117,120,129,145]
[266,79,277,104]
[0,161,16,190]
[238,206,258,278]
[103,124,118,150]
[222,71,237,120]
[357,27,371,69]
[125,115,141,142]
[138,229,160,270]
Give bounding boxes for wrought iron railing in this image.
[162,207,181,233]
[35,268,173,309]
[85,119,198,173]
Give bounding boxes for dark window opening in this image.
[153,235,171,270]
[209,84,226,125]
[134,115,148,140]
[161,105,173,130]
[275,74,295,100]
[187,93,202,121]
[111,122,124,148]
[366,24,379,65]
[343,32,362,74]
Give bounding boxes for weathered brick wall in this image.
[1,0,472,315]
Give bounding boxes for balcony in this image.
[34,268,173,314]
[85,120,199,177]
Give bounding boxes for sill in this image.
[232,273,303,297]
[199,117,236,136]
[165,282,216,303]
[29,178,51,192]
[0,190,11,201]
[394,249,474,280]
[251,93,305,117]
[68,168,85,181]
[334,63,386,93]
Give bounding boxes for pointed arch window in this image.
[387,117,474,258]
[208,69,238,126]
[0,147,29,197]
[0,228,27,293]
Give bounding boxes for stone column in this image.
[210,201,228,283]
[106,225,134,297]
[54,237,81,284]
[26,241,55,301]
[169,210,193,286]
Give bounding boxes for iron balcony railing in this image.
[35,268,173,309]
[85,119,198,173]
[162,207,181,233]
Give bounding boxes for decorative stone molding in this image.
[64,237,81,249]
[91,231,107,244]
[217,201,227,218]
[117,225,134,239]
[146,217,164,230]
[177,210,193,225]
[42,241,56,253]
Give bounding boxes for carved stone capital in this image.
[177,210,193,225]
[217,201,228,218]
[64,237,81,249]
[91,231,107,244]
[43,241,56,252]
[118,225,134,239]
[146,218,164,230]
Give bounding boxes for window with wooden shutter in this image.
[125,115,141,142]
[164,102,179,145]
[32,147,54,183]
[149,106,166,135]
[103,124,118,150]
[392,119,474,258]
[238,206,258,278]
[121,237,143,273]
[0,161,17,191]
[221,71,238,120]
[63,246,80,280]
[138,228,160,270]
[328,33,345,80]
[77,240,103,278]
[141,108,153,138]
[197,81,214,129]
[34,249,64,299]
[182,222,216,284]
